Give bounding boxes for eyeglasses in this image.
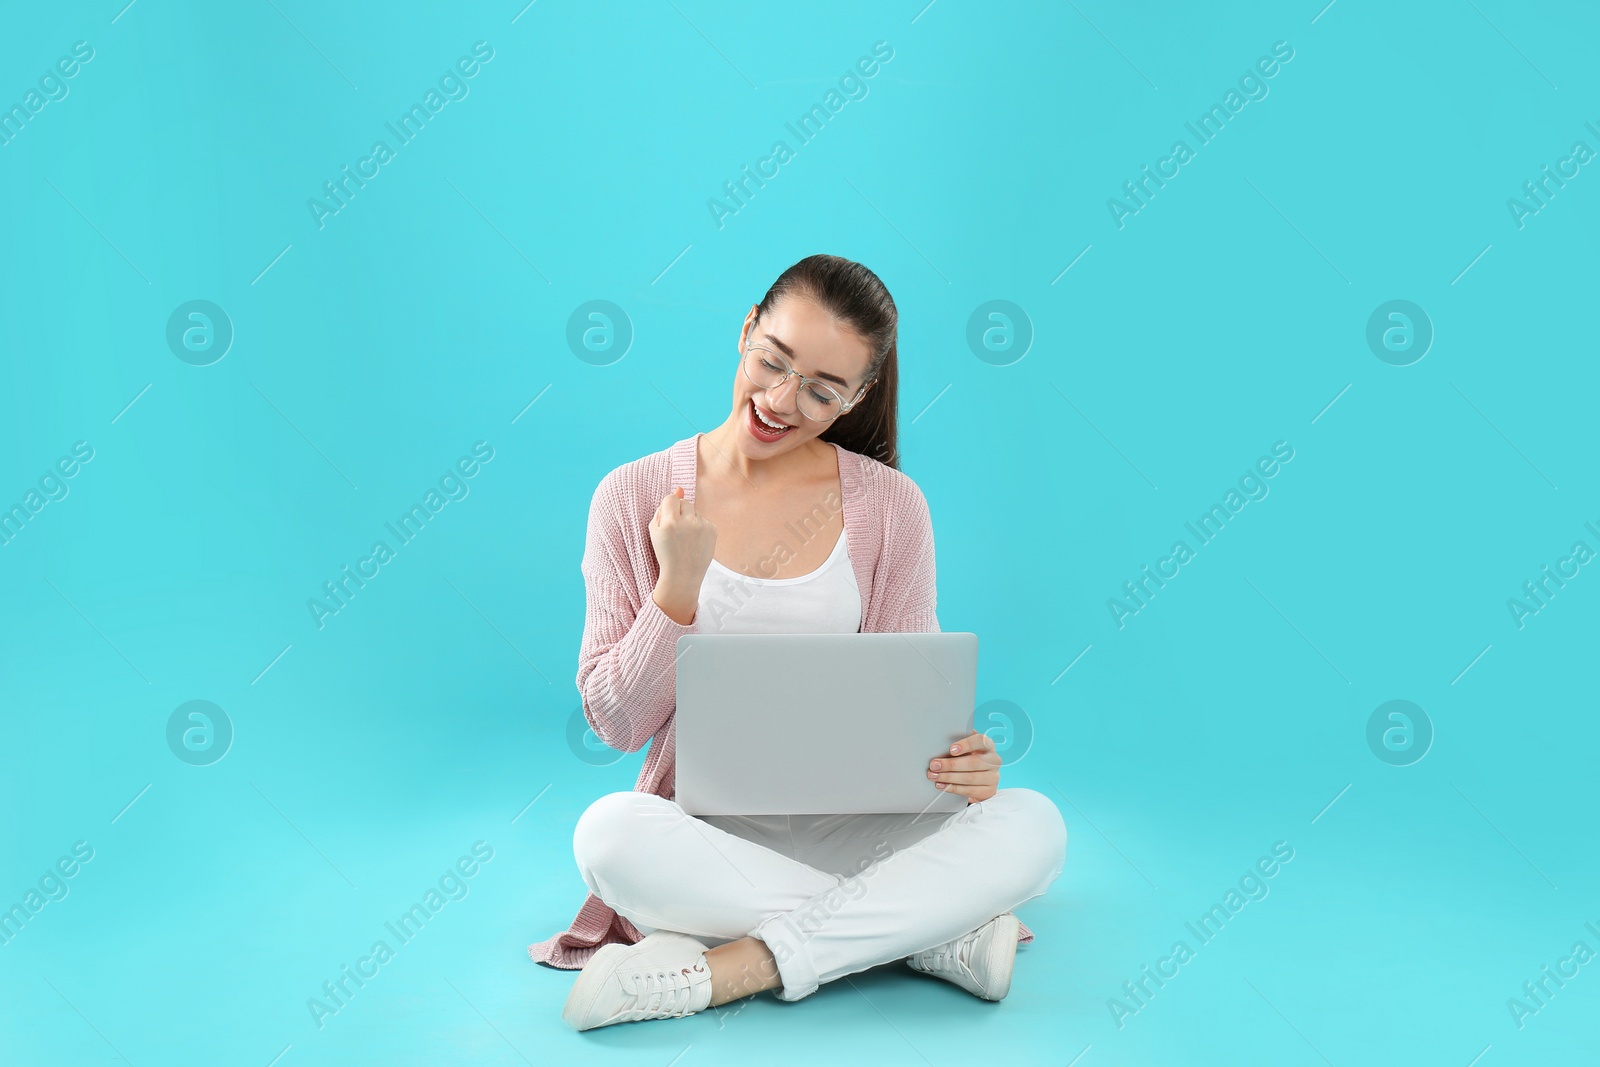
[741,341,871,424]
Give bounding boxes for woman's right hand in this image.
[648,486,716,624]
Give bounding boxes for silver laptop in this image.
[673,632,978,816]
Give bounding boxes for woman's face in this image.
[730,295,875,459]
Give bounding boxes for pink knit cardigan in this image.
[528,432,1035,969]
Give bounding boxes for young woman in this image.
[528,254,1068,1030]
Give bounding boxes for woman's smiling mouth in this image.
[747,397,796,440]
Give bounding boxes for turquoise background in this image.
[3,0,1597,1064]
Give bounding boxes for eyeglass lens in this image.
[744,347,845,422]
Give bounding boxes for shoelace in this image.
[919,930,976,978]
[615,961,709,1022]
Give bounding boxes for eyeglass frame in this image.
[740,338,875,424]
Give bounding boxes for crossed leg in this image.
[571,787,1067,1003]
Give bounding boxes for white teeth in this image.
[753,402,791,431]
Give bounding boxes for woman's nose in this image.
[765,374,801,413]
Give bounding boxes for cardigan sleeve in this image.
[889,480,941,634]
[574,474,697,754]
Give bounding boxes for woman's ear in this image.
[740,305,759,351]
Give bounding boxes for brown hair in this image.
[753,254,901,469]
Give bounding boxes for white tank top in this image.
[695,527,861,633]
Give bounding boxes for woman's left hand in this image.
[927,732,1002,804]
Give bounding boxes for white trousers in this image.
[571,787,1068,1002]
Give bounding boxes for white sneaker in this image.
[905,912,1020,1001]
[562,931,715,1031]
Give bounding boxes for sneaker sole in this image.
[976,913,1021,1001]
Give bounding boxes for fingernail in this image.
[930,760,941,770]
[950,745,960,754]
